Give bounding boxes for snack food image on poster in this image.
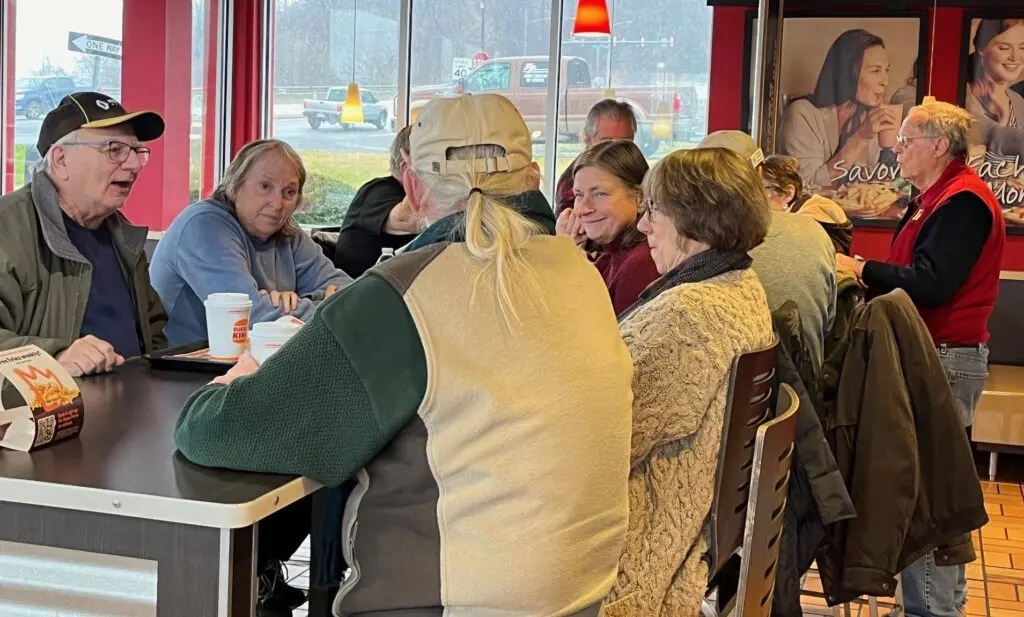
[753,16,924,226]
[0,345,85,452]
[961,17,1024,233]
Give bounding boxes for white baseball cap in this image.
[410,93,533,175]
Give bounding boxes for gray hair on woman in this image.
[211,139,305,239]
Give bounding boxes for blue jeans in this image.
[902,344,988,617]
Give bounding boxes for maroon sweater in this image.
[594,237,661,315]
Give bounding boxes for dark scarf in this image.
[618,248,753,322]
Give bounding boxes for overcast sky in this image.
[15,0,124,76]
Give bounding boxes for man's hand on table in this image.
[57,335,125,377]
[836,253,866,279]
[212,351,259,386]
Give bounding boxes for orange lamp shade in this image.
[572,0,610,38]
[340,82,365,124]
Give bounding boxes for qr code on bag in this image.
[34,415,56,447]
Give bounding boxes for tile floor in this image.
[284,538,311,617]
[800,454,1024,617]
[283,456,1024,617]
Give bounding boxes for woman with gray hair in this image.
[334,125,418,276]
[150,138,352,346]
[605,147,774,617]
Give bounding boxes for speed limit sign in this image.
[452,57,471,82]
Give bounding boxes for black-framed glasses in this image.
[640,199,660,221]
[61,140,151,166]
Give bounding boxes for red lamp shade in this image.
[572,0,611,38]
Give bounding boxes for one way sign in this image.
[67,32,122,61]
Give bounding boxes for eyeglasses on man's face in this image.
[61,140,151,166]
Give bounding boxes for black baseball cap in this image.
[37,92,165,156]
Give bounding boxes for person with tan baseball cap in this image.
[174,93,633,615]
[0,92,167,376]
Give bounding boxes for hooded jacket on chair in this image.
[817,289,988,605]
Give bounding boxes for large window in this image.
[262,0,713,214]
[9,0,124,192]
[190,0,220,204]
[269,0,401,226]
[410,0,555,180]
[553,0,713,179]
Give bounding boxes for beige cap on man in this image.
[410,94,533,174]
[698,130,765,168]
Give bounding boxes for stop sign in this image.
[471,52,489,68]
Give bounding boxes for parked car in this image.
[15,77,88,120]
[406,56,684,156]
[303,88,389,130]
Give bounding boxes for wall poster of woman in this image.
[765,16,924,226]
[961,16,1024,232]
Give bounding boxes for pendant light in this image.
[922,0,936,105]
[341,82,364,124]
[341,0,365,124]
[572,0,611,38]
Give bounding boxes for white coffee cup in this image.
[249,321,302,364]
[205,293,253,360]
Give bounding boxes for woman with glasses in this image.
[150,139,353,347]
[555,139,659,314]
[604,147,774,617]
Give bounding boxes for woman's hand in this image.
[856,106,900,142]
[325,285,339,299]
[260,289,300,314]
[556,208,588,248]
[212,352,259,386]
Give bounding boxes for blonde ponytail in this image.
[415,145,546,326]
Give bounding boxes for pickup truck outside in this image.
[303,87,389,131]
[406,56,701,155]
[15,77,89,119]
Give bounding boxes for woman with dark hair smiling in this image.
[781,29,902,188]
[556,139,659,314]
[967,19,1024,158]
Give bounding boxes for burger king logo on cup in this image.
[232,319,249,344]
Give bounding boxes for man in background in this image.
[838,101,1005,617]
[554,99,637,215]
[699,130,836,372]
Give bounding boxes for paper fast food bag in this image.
[0,345,84,452]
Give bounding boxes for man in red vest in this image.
[837,100,1005,617]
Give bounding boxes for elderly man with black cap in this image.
[0,92,167,376]
[698,130,837,372]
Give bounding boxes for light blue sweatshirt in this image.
[149,199,353,346]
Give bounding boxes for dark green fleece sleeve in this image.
[174,273,428,487]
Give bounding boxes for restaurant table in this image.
[0,359,321,617]
[973,363,1024,482]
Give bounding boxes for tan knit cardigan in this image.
[604,268,774,617]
